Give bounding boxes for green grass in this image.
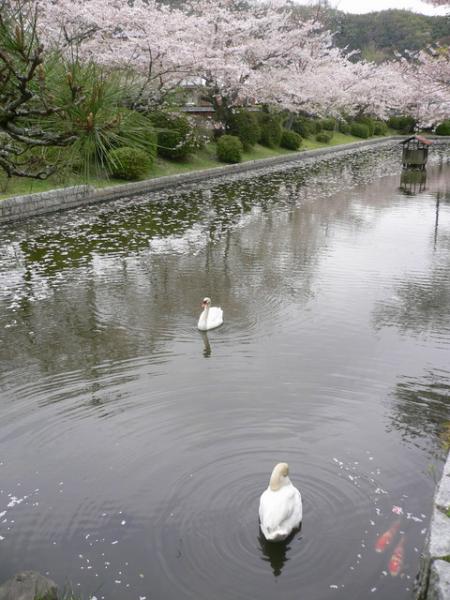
[302,131,394,150]
[0,134,397,201]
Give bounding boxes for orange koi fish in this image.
[388,536,405,577]
[374,520,401,553]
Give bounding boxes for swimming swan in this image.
[259,463,302,542]
[197,297,223,331]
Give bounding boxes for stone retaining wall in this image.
[1,136,449,224]
[416,454,450,599]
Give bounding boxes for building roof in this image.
[400,135,433,146]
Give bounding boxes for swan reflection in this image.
[258,526,301,577]
[200,331,211,358]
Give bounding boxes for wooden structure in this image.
[400,135,432,170]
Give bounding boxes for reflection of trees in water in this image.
[372,227,450,336]
[372,268,450,335]
[3,147,400,276]
[373,161,450,338]
[387,370,450,456]
[0,146,431,386]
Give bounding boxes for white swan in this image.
[259,463,302,542]
[197,297,223,331]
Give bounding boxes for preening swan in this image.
[197,297,223,331]
[259,463,302,542]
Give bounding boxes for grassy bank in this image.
[0,133,392,201]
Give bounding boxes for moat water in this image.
[0,145,449,599]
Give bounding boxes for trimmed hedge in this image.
[373,120,388,136]
[355,116,375,136]
[435,120,450,135]
[338,120,351,135]
[149,112,196,160]
[316,131,333,143]
[281,129,302,151]
[387,115,416,134]
[228,110,261,150]
[350,123,370,139]
[259,114,283,148]
[320,118,336,131]
[292,117,316,138]
[216,135,243,163]
[108,146,153,180]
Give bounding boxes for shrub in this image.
[387,115,416,133]
[149,112,197,160]
[320,118,336,131]
[228,110,261,150]
[216,135,243,163]
[312,120,323,133]
[108,146,153,180]
[435,120,450,135]
[373,120,388,136]
[316,131,333,144]
[350,123,370,139]
[280,130,302,151]
[338,120,351,135]
[292,117,315,138]
[355,116,375,136]
[46,63,158,177]
[259,114,283,148]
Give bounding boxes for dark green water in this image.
[0,146,449,600]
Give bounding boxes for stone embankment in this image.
[0,136,415,225]
[0,571,58,600]
[417,454,450,600]
[1,135,449,225]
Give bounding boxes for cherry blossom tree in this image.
[36,0,198,109]
[33,0,368,118]
[184,1,364,120]
[398,47,450,125]
[24,0,448,125]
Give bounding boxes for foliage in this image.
[350,123,370,138]
[280,130,302,151]
[108,146,153,180]
[316,131,333,143]
[355,116,376,136]
[227,110,261,150]
[0,1,158,179]
[216,134,243,163]
[149,112,197,160]
[338,121,351,134]
[258,114,283,148]
[292,117,315,138]
[34,0,450,128]
[0,1,77,178]
[313,7,450,62]
[46,63,158,177]
[435,120,450,135]
[387,115,416,133]
[320,118,336,131]
[373,120,388,135]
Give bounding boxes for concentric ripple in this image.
[0,146,449,600]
